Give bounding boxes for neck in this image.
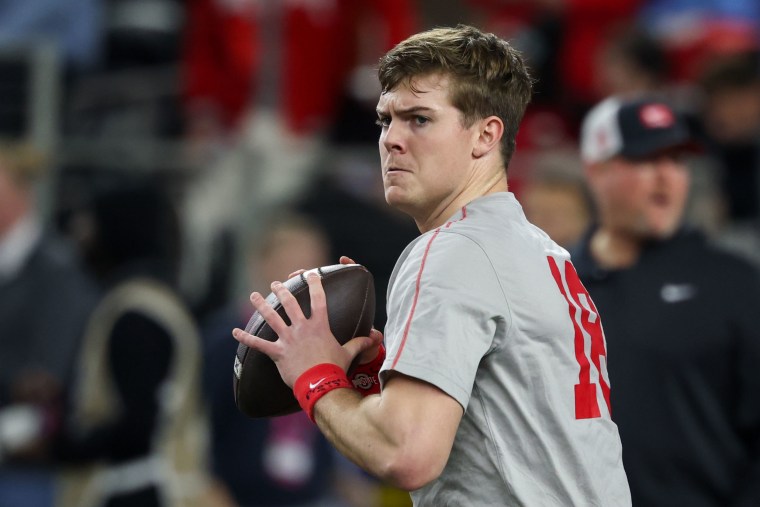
[416,168,508,233]
[589,227,643,269]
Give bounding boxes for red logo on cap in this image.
[639,104,674,129]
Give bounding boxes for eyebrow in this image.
[376,106,436,116]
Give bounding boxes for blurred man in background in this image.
[572,96,760,506]
[697,51,760,267]
[0,140,97,507]
[519,158,592,249]
[54,181,212,507]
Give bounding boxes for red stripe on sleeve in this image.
[391,228,440,369]
[391,206,468,368]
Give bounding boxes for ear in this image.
[472,116,504,159]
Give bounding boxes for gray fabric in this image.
[381,192,631,506]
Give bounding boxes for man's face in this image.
[522,183,590,248]
[375,74,479,227]
[591,152,690,239]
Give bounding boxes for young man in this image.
[572,96,760,506]
[234,25,631,505]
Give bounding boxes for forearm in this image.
[312,379,459,491]
[315,389,402,483]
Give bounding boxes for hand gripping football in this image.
[233,264,375,418]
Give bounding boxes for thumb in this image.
[342,335,377,362]
[351,328,384,365]
[367,328,384,346]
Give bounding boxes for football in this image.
[234,263,376,418]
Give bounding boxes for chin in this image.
[645,222,680,240]
[384,188,407,208]
[636,210,682,239]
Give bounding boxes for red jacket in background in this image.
[183,0,418,135]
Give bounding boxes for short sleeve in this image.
[381,231,508,410]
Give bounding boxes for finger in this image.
[270,281,306,323]
[250,291,290,336]
[356,329,384,364]
[369,328,384,345]
[272,282,305,322]
[305,272,328,324]
[287,268,307,279]
[232,328,279,358]
[339,255,357,265]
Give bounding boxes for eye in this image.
[375,116,390,128]
[414,116,429,126]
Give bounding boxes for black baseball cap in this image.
[581,97,696,163]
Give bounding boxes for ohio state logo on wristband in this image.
[351,373,378,390]
[347,344,385,397]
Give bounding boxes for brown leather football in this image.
[234,264,375,418]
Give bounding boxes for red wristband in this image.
[348,345,386,397]
[293,363,351,422]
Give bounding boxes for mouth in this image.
[650,193,670,208]
[385,166,409,175]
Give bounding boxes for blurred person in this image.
[235,25,631,506]
[202,213,375,507]
[696,52,760,267]
[518,157,592,248]
[182,0,418,141]
[179,0,419,318]
[0,140,97,507]
[468,0,644,119]
[637,0,760,83]
[595,28,669,100]
[572,95,760,506]
[698,53,760,221]
[592,28,726,243]
[53,181,212,507]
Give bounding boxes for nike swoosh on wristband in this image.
[309,378,327,389]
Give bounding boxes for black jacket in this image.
[570,227,760,507]
[0,232,97,406]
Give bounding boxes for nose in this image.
[381,121,405,154]
[653,155,686,177]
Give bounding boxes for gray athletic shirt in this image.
[379,192,631,506]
